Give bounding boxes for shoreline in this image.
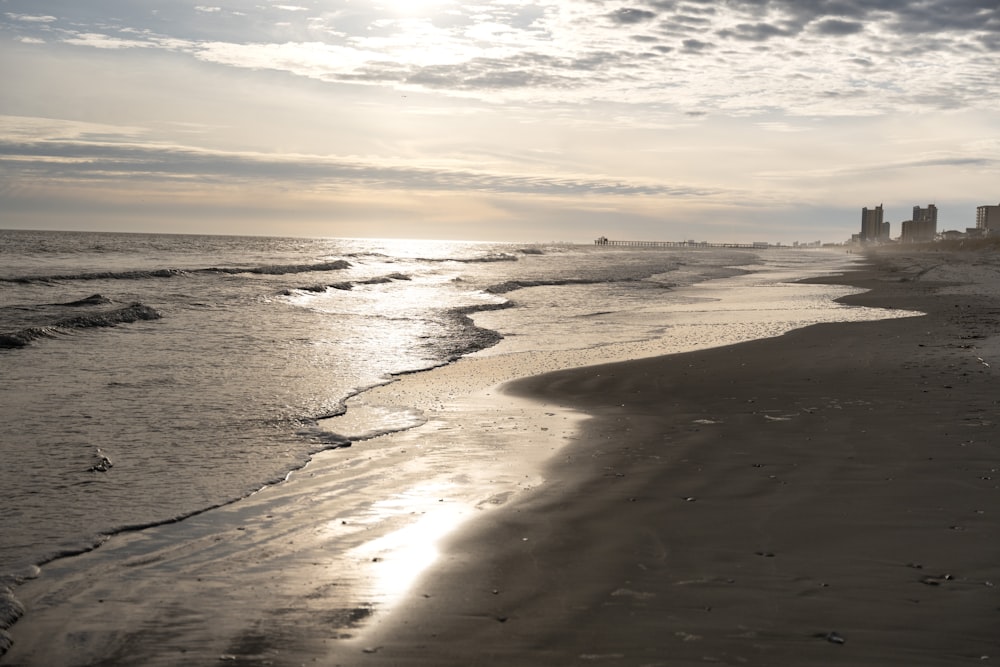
[4,249,998,666]
[354,250,1000,665]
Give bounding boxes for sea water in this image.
[0,230,912,652]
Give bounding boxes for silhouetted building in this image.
[861,205,884,243]
[901,204,937,243]
[977,203,1000,235]
[913,204,937,228]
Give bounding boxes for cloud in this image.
[607,8,658,24]
[0,135,719,199]
[61,33,156,49]
[682,38,712,51]
[3,1,999,117]
[718,21,796,41]
[893,156,999,170]
[813,19,864,36]
[4,13,57,22]
[758,0,1000,38]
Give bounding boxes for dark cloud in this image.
[672,14,713,25]
[642,1,1000,52]
[882,0,1000,35]
[762,0,1000,39]
[813,18,865,35]
[682,38,712,51]
[718,22,797,41]
[981,32,1000,51]
[608,8,658,24]
[571,51,625,70]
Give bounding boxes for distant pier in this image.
[595,237,771,249]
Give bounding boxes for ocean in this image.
[0,230,916,658]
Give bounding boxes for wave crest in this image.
[1,303,162,349]
[486,277,617,295]
[1,260,352,284]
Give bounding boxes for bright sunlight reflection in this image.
[346,484,468,608]
[368,237,483,259]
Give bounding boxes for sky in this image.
[1,0,999,243]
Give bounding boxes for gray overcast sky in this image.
[1,0,998,242]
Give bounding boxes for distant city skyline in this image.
[1,1,999,243]
[863,202,1000,227]
[855,200,1000,244]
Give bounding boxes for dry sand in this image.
[3,249,998,666]
[355,249,1000,666]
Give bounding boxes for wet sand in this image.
[4,249,998,666]
[357,249,1000,665]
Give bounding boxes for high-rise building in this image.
[977,203,1000,235]
[913,204,937,227]
[901,204,938,243]
[861,205,883,242]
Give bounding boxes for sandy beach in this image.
[354,248,1000,665]
[4,248,999,666]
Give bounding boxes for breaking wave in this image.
[1,260,352,285]
[59,294,114,307]
[1,303,162,349]
[1,269,188,284]
[202,260,352,276]
[279,272,412,295]
[486,277,630,295]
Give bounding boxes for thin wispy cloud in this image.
[0,128,722,198]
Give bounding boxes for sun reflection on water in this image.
[358,237,488,259]
[344,484,469,609]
